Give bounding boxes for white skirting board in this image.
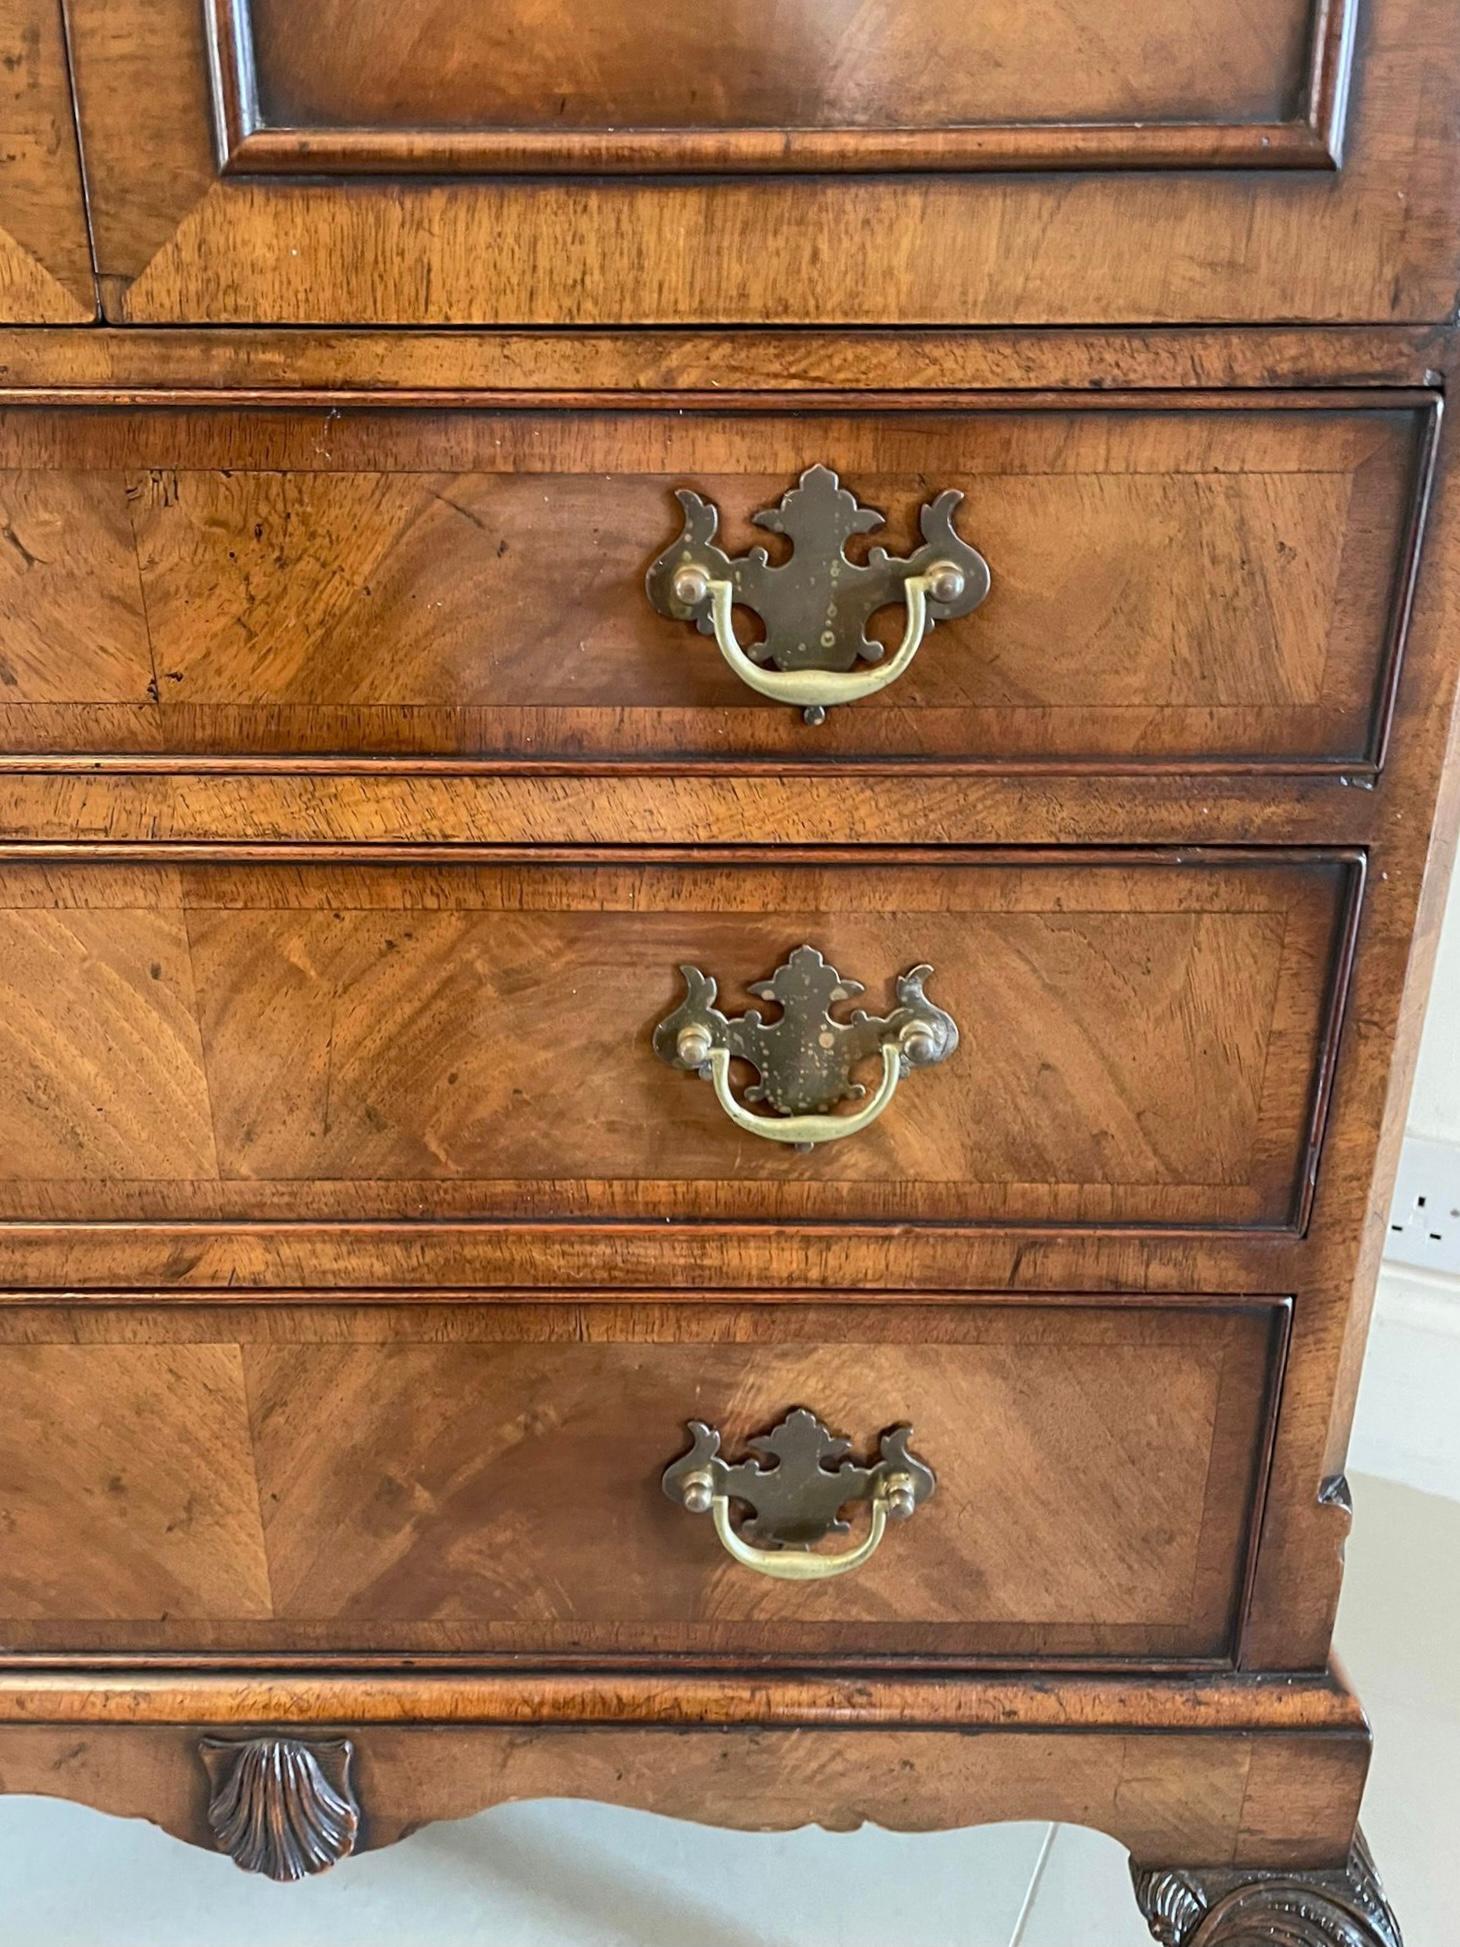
[1350,1264,1460,1500]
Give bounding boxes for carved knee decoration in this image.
[1133,1834,1402,1947]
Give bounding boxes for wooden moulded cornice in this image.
[0,1223,1312,1296]
[0,327,1450,396]
[0,775,1408,856]
[0,1673,1376,1864]
[0,1667,1367,1731]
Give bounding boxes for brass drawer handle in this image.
[699,1039,902,1148]
[663,1408,935,1582]
[653,944,958,1148]
[685,570,937,723]
[645,464,990,724]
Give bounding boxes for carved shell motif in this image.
[201,1737,359,1880]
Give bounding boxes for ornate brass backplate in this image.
[653,944,957,1146]
[644,464,991,720]
[663,1407,936,1549]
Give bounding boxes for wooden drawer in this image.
[0,397,1434,769]
[0,850,1357,1235]
[63,0,1460,325]
[0,1297,1286,1664]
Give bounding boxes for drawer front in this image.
[0,1297,1285,1663]
[0,851,1356,1233]
[65,0,1460,324]
[0,0,93,321]
[0,399,1433,768]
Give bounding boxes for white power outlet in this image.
[1385,1135,1460,1276]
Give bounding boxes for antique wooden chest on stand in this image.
[0,2,1456,1939]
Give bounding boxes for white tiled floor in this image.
[1,1472,1454,1946]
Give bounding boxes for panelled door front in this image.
[62,0,1460,324]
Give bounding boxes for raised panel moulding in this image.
[206,0,1359,177]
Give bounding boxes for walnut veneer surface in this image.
[0,1,1456,1934]
[0,855,1355,1229]
[0,399,1431,764]
[0,1299,1282,1661]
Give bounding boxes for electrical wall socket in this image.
[1385,1134,1460,1277]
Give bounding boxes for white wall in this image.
[1405,856,1460,1144]
[1352,858,1460,1496]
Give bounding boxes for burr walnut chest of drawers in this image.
[0,1,1457,1939]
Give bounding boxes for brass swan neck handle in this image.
[683,567,940,723]
[693,1039,904,1147]
[708,1487,895,1580]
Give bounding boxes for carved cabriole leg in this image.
[199,1737,360,1880]
[1132,1833,1402,1946]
